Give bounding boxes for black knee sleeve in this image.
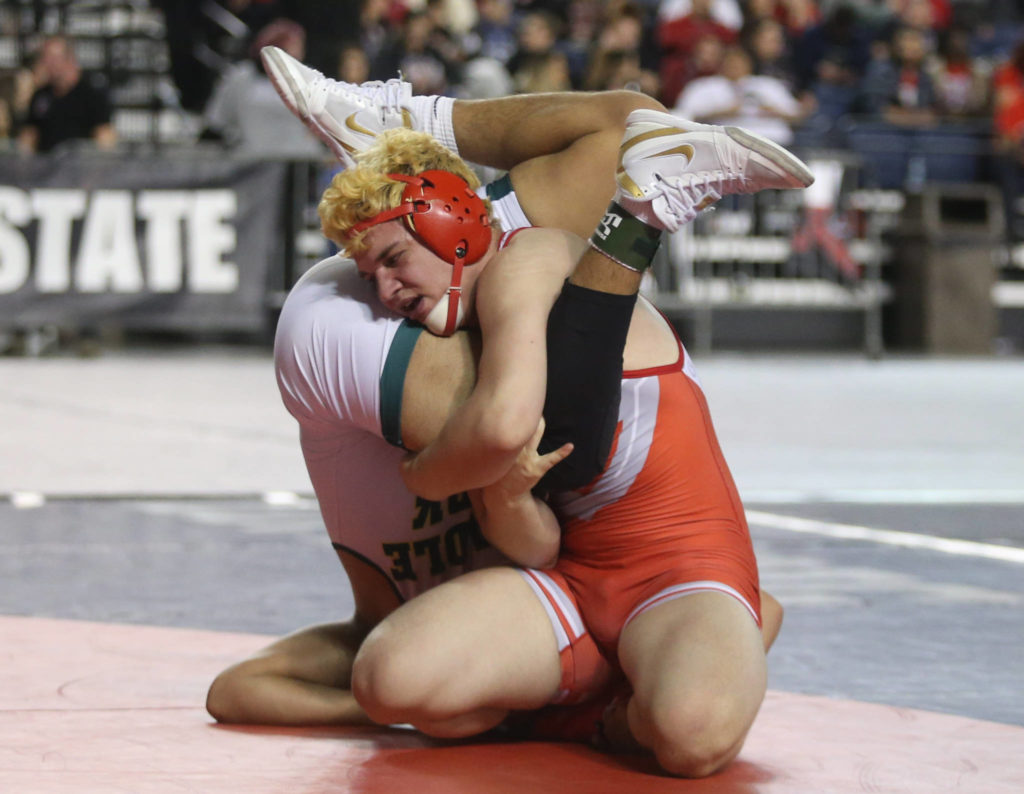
[536,280,636,493]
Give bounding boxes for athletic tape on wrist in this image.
[588,201,662,272]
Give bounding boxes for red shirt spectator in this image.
[994,46,1024,144]
[658,0,737,106]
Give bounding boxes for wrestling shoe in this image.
[615,109,814,232]
[260,45,414,166]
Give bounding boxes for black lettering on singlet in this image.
[382,542,416,581]
[412,496,444,529]
[379,492,489,584]
[444,524,466,565]
[447,492,471,514]
[412,536,445,575]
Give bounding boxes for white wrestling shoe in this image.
[260,45,414,166]
[615,109,814,232]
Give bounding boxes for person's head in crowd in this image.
[596,2,645,53]
[720,45,755,82]
[898,0,935,33]
[479,0,514,27]
[566,0,601,44]
[689,0,715,20]
[361,0,390,25]
[891,25,930,68]
[691,33,726,78]
[747,18,786,65]
[397,11,450,95]
[745,0,778,25]
[251,18,306,67]
[517,10,563,57]
[37,36,80,94]
[779,0,819,34]
[403,9,437,54]
[339,44,371,83]
[823,4,860,43]
[424,0,449,30]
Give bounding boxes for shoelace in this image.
[654,174,726,226]
[308,76,409,119]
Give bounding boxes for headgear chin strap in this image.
[349,170,492,336]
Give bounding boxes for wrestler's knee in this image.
[351,624,453,724]
[598,90,665,124]
[351,630,422,723]
[205,667,243,723]
[630,691,750,778]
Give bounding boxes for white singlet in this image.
[274,256,507,602]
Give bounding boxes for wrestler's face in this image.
[354,219,461,324]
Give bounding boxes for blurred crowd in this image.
[171,0,1024,157]
[2,0,1024,156]
[3,0,1024,356]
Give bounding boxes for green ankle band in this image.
[588,202,662,272]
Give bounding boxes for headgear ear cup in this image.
[401,170,492,266]
[349,170,493,336]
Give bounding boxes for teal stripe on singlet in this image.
[485,173,514,201]
[379,320,423,449]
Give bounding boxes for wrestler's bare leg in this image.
[205,585,781,731]
[206,621,373,726]
[454,91,664,244]
[615,592,767,778]
[350,567,563,738]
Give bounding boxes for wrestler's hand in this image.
[487,418,573,502]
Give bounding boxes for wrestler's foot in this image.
[615,109,814,232]
[260,45,414,166]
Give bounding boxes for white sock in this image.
[408,95,458,155]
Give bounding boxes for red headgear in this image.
[349,170,492,336]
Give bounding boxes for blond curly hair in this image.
[318,128,490,255]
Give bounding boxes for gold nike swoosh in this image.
[346,113,376,138]
[346,109,413,143]
[616,132,695,199]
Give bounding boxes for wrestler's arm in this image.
[205,552,400,725]
[400,229,582,500]
[467,419,573,568]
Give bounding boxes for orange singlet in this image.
[534,319,761,655]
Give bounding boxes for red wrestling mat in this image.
[2,616,1022,793]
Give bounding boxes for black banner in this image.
[0,152,288,333]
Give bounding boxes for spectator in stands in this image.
[582,1,659,94]
[422,0,473,75]
[17,36,116,154]
[563,0,603,86]
[746,17,800,91]
[659,0,743,32]
[658,0,738,106]
[992,37,1024,239]
[858,26,939,126]
[338,44,371,85]
[203,19,324,157]
[793,5,871,124]
[471,0,520,65]
[930,25,990,118]
[376,9,457,96]
[359,0,396,79]
[674,44,806,145]
[886,0,943,53]
[506,10,565,82]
